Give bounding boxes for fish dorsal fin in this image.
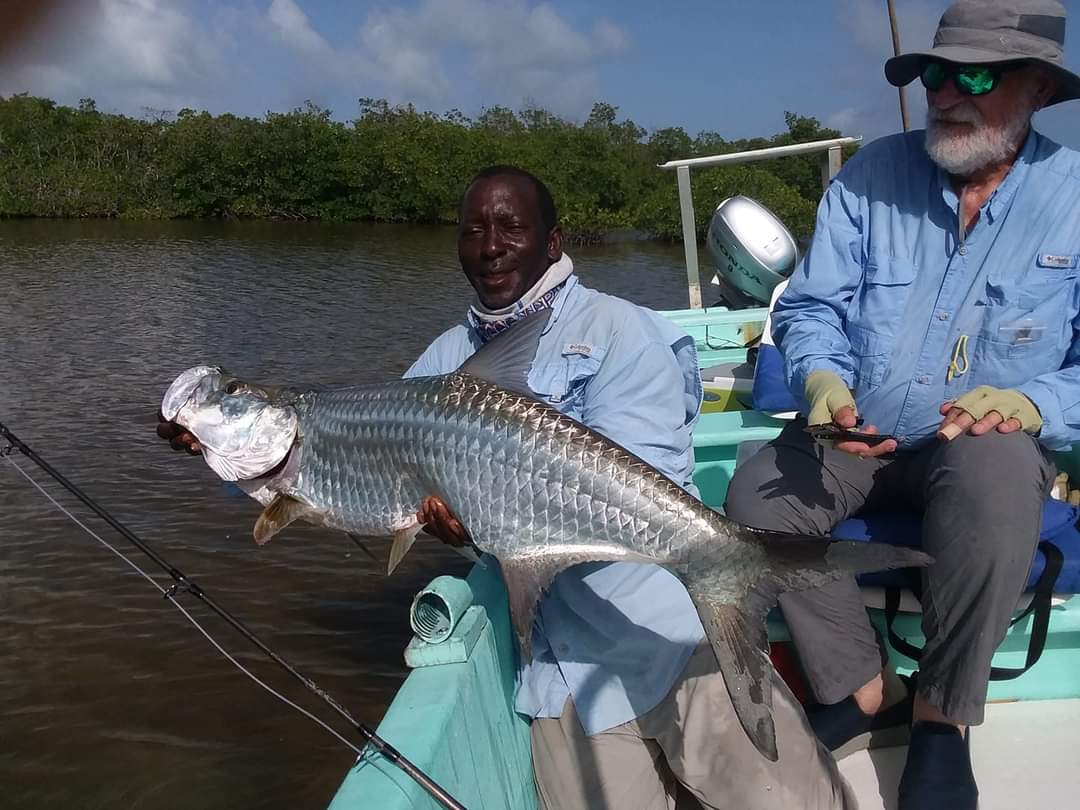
[458,308,552,395]
[253,494,312,545]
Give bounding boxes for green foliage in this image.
[0,94,857,241]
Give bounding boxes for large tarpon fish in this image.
[161,310,930,761]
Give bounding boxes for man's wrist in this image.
[804,370,857,426]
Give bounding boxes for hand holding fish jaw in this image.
[416,495,471,547]
[156,411,202,454]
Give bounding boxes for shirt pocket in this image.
[849,256,918,340]
[969,325,1064,391]
[529,348,607,413]
[979,259,1079,358]
[967,259,1078,387]
[847,323,889,394]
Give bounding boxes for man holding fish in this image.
[726,2,1080,808]
[401,166,869,808]
[158,162,932,807]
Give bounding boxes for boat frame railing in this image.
[658,136,862,308]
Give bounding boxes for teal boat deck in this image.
[328,307,1080,810]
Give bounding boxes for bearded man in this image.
[724,1,1080,808]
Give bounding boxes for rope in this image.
[946,333,969,383]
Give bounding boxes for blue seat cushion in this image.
[751,343,800,413]
[833,499,1080,593]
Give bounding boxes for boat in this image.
[327,138,1080,810]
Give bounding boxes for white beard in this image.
[925,92,1036,177]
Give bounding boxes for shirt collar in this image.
[984,128,1038,223]
[547,273,578,327]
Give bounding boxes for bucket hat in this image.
[885,0,1080,106]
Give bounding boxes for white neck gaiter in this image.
[468,254,574,342]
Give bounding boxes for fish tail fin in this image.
[678,528,931,761]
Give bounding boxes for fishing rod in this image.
[0,420,467,810]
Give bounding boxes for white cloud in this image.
[267,0,330,59]
[270,0,631,113]
[837,0,940,58]
[592,19,630,54]
[825,106,860,132]
[0,0,241,115]
[820,0,942,143]
[0,0,631,121]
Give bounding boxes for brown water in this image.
[0,220,693,809]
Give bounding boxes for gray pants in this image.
[724,421,1055,725]
[531,644,853,810]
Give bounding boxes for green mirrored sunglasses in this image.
[920,61,1022,96]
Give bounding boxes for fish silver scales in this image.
[291,374,699,565]
[162,313,931,762]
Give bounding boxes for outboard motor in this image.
[705,196,798,309]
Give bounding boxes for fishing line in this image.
[1,451,365,758]
[0,421,467,810]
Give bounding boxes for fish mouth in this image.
[161,364,299,481]
[161,365,224,421]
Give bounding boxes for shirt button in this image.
[917,375,930,384]
[938,312,950,321]
[958,245,968,256]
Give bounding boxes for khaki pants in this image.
[530,644,853,810]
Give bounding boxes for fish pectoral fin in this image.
[253,494,312,545]
[688,585,778,761]
[387,522,423,575]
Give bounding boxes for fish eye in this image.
[224,381,244,395]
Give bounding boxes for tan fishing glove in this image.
[804,370,856,426]
[947,385,1042,433]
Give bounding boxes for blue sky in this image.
[3,0,1079,148]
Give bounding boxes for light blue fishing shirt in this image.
[774,128,1080,450]
[405,274,706,735]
